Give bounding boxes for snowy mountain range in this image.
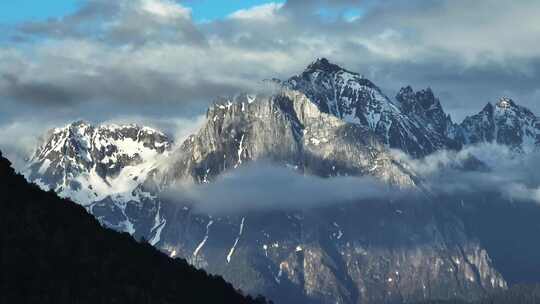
[24,59,540,304]
[26,121,171,242]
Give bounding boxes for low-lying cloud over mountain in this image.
[393,144,540,203]
[162,143,540,216]
[164,162,402,215]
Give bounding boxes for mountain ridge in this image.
[20,58,540,304]
[286,59,463,157]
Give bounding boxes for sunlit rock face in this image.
[162,90,417,187]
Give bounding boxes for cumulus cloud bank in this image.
[2,0,540,121]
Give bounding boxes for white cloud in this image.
[0,121,56,170]
[164,162,399,215]
[140,0,192,20]
[3,0,540,135]
[392,144,540,204]
[229,2,284,21]
[362,0,540,65]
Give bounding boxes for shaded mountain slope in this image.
[417,283,540,304]
[0,151,269,304]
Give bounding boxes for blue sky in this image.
[0,0,286,24]
[183,0,284,21]
[0,1,79,23]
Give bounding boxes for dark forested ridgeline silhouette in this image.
[0,151,271,304]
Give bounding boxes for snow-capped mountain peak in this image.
[459,97,540,153]
[22,59,528,304]
[162,90,418,187]
[397,86,441,113]
[287,58,397,124]
[396,86,455,138]
[496,97,515,109]
[28,120,172,202]
[306,57,351,74]
[26,121,172,238]
[286,60,458,157]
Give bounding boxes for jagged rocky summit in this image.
[285,58,462,157]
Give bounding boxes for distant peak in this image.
[420,87,434,96]
[397,86,435,98]
[70,120,91,127]
[312,57,330,66]
[396,86,415,104]
[398,85,414,94]
[306,57,343,73]
[482,102,494,113]
[397,86,440,111]
[496,97,516,109]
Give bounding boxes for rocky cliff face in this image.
[26,121,171,242]
[396,86,461,148]
[162,90,417,187]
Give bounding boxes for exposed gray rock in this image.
[396,86,462,150]
[162,90,417,187]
